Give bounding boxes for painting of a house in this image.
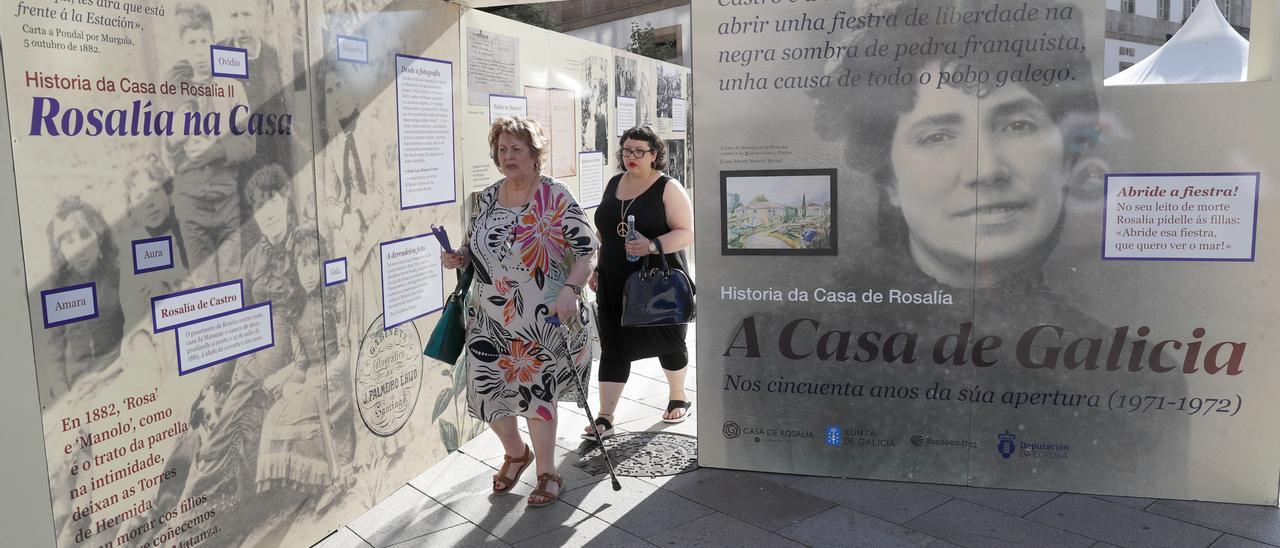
[722,170,837,255]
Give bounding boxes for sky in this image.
[726,174,831,207]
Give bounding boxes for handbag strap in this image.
[451,264,474,298]
[644,238,671,271]
[456,188,503,293]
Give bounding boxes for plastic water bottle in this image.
[625,215,640,262]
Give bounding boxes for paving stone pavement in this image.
[316,328,1280,548]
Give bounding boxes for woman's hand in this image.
[624,235,652,257]
[441,248,469,269]
[589,270,599,292]
[554,289,578,322]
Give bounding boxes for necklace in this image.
[615,172,654,236]
[616,197,637,237]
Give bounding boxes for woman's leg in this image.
[489,416,527,490]
[526,414,560,503]
[659,349,690,420]
[598,382,626,418]
[589,355,630,432]
[490,415,525,454]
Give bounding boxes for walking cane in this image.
[547,315,622,491]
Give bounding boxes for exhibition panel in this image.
[3,1,464,545]
[694,0,1280,504]
[459,9,690,202]
[0,1,689,545]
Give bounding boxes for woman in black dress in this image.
[586,126,695,438]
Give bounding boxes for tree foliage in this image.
[626,22,676,61]
[479,5,552,30]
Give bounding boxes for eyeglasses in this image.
[620,148,652,159]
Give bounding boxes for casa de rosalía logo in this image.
[720,420,813,442]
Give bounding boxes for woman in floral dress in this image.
[442,117,597,507]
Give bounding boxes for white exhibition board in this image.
[176,302,274,375]
[489,93,528,123]
[672,98,687,133]
[616,96,637,136]
[380,233,445,330]
[396,54,457,210]
[578,151,605,210]
[1104,173,1259,261]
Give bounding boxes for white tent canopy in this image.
[1105,0,1250,86]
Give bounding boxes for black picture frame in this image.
[721,168,838,256]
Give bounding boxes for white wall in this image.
[0,48,56,548]
[563,5,691,67]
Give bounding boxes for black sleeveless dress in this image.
[594,173,691,362]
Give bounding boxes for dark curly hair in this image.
[617,126,667,171]
[290,227,321,266]
[244,163,293,210]
[812,0,1099,258]
[47,196,118,285]
[812,0,1099,185]
[123,153,173,203]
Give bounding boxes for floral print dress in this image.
[465,177,599,422]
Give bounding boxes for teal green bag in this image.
[424,264,474,364]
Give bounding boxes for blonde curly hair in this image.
[488,116,550,175]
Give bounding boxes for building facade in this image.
[544,1,1252,78]
[1105,0,1252,77]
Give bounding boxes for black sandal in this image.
[580,415,614,439]
[663,400,692,424]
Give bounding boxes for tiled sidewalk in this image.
[316,330,1280,548]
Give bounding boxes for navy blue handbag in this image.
[620,239,696,327]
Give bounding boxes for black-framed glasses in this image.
[620,148,652,159]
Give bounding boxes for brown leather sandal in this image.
[492,444,533,495]
[526,473,563,507]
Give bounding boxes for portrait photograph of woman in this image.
[778,0,1194,491]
